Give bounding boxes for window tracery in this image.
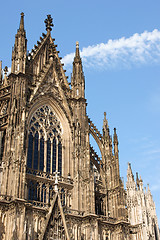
[27,105,62,175]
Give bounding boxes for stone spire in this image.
[19,12,25,32]
[113,128,118,153]
[136,172,140,189]
[113,128,119,176]
[139,175,143,191]
[103,112,110,138]
[75,41,80,59]
[126,163,135,186]
[113,128,118,145]
[71,41,85,99]
[11,12,27,74]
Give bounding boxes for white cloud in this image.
[62,29,160,70]
[150,179,160,191]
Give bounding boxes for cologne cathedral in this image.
[0,13,159,240]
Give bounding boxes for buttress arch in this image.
[89,127,104,165]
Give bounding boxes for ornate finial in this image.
[104,112,106,119]
[21,12,24,17]
[4,66,8,75]
[76,41,79,48]
[75,41,80,58]
[44,15,54,32]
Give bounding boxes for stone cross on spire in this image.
[44,15,54,32]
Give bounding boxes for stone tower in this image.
[0,13,159,240]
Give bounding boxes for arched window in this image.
[27,105,63,175]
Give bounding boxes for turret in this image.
[71,42,85,99]
[11,12,27,74]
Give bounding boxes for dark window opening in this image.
[40,137,44,171]
[58,141,62,175]
[52,137,56,173]
[27,132,33,168]
[47,139,51,173]
[33,132,39,170]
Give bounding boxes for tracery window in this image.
[27,105,62,175]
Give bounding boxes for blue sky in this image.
[0,0,160,224]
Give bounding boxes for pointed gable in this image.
[41,193,70,240]
[25,15,72,120]
[26,15,70,91]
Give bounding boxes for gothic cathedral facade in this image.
[0,13,159,240]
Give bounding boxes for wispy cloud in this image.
[62,29,160,70]
[151,183,160,192]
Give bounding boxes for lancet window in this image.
[27,105,62,175]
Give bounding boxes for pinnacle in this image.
[75,41,80,58]
[113,127,118,145]
[127,162,133,176]
[76,41,79,48]
[19,12,25,31]
[103,112,109,130]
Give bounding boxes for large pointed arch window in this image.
[27,105,63,175]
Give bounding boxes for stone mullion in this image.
[38,56,40,74]
[18,163,23,198]
[46,183,49,204]
[39,182,42,202]
[56,138,58,172]
[2,163,8,195]
[38,136,40,171]
[62,139,65,176]
[44,45,47,63]
[64,189,67,207]
[50,140,53,174]
[42,185,46,203]
[32,137,35,169]
[44,140,47,172]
